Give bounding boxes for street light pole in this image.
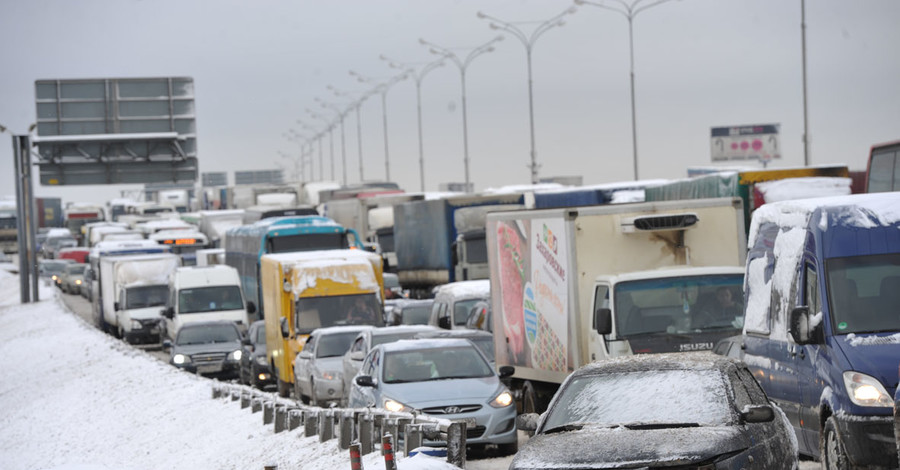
[309,107,345,184]
[329,85,372,183]
[478,7,577,184]
[297,119,325,181]
[419,36,504,192]
[382,55,445,192]
[575,0,676,181]
[350,71,409,183]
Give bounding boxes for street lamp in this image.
[297,119,326,181]
[574,0,677,180]
[419,36,504,192]
[306,109,337,182]
[477,7,577,184]
[315,98,351,186]
[328,85,373,183]
[349,70,409,183]
[381,55,446,192]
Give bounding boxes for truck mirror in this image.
[280,317,290,339]
[438,316,452,330]
[594,308,612,335]
[789,306,812,345]
[498,365,515,379]
[246,301,257,315]
[114,302,121,311]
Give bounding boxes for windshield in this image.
[612,274,744,338]
[294,293,383,334]
[400,306,431,325]
[126,285,169,309]
[469,336,495,362]
[826,254,900,334]
[382,346,492,384]
[176,323,239,345]
[315,332,360,358]
[254,326,266,344]
[542,370,731,431]
[178,286,244,314]
[266,233,348,253]
[66,265,86,275]
[453,299,483,326]
[42,261,71,274]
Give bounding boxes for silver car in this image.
[348,338,518,454]
[293,325,373,406]
[340,325,438,405]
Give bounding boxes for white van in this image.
[161,265,255,341]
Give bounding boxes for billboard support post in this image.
[12,134,38,303]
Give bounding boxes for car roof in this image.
[367,325,437,337]
[434,279,490,298]
[178,320,240,330]
[414,329,492,339]
[379,337,475,353]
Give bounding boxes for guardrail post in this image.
[396,417,411,452]
[382,433,397,470]
[304,410,318,437]
[263,402,275,425]
[274,405,287,434]
[288,409,303,431]
[240,391,250,409]
[211,386,223,399]
[404,423,422,457]
[446,421,466,468]
[349,443,364,470]
[230,388,240,401]
[318,409,334,442]
[251,397,263,413]
[359,413,375,455]
[382,418,399,455]
[338,410,355,450]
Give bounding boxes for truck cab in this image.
[162,265,254,342]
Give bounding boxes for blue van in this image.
[742,192,900,469]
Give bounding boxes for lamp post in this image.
[314,99,351,186]
[575,0,677,181]
[419,36,504,192]
[286,129,315,182]
[477,7,577,184]
[306,110,337,182]
[328,85,373,183]
[281,132,306,182]
[381,55,446,192]
[349,70,409,183]
[297,119,325,181]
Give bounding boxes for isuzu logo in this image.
[679,342,714,352]
[444,406,461,414]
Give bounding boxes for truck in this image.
[106,253,181,343]
[65,203,105,245]
[486,198,748,413]
[197,210,245,248]
[393,193,523,297]
[36,197,63,228]
[260,249,385,397]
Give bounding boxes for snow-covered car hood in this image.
[383,376,501,407]
[511,425,748,469]
[833,334,900,388]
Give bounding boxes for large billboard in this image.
[710,124,780,163]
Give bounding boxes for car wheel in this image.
[822,416,850,470]
[294,379,310,405]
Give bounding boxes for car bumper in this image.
[423,404,517,447]
[175,360,240,379]
[313,377,345,403]
[835,413,898,468]
[123,320,162,343]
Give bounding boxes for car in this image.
[511,353,797,470]
[413,328,496,367]
[56,247,90,264]
[38,258,74,287]
[59,262,88,294]
[348,338,518,454]
[384,298,434,326]
[293,325,374,406]
[41,235,77,259]
[340,325,438,405]
[164,321,244,380]
[239,320,274,390]
[428,279,490,330]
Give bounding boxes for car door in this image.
[795,258,825,456]
[294,333,316,397]
[343,334,366,395]
[349,348,380,408]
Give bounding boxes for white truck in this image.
[161,265,253,342]
[486,198,747,413]
[108,253,181,343]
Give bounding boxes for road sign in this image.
[710,124,780,162]
[33,77,197,185]
[235,170,284,186]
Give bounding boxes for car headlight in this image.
[489,390,514,408]
[843,371,893,407]
[320,370,341,381]
[383,397,412,413]
[75,279,82,285]
[130,320,142,330]
[229,350,242,361]
[51,275,58,280]
[173,354,190,365]
[255,355,268,366]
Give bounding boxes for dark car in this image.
[164,321,243,380]
[239,320,273,389]
[511,353,797,470]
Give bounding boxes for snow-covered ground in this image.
[0,265,820,470]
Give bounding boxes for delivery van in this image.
[742,192,900,468]
[161,265,255,342]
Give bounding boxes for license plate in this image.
[197,363,222,374]
[453,418,477,428]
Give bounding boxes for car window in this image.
[176,324,239,345]
[316,332,359,358]
[382,346,492,383]
[728,369,752,410]
[350,336,365,353]
[737,367,768,405]
[362,349,379,376]
[302,335,317,353]
[453,299,481,325]
[254,325,266,344]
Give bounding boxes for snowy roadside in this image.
[0,269,460,470]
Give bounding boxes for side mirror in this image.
[594,308,612,335]
[516,413,541,434]
[241,337,251,346]
[355,375,376,388]
[162,339,172,350]
[498,365,515,379]
[162,307,174,319]
[114,302,121,311]
[741,404,775,423]
[350,350,365,361]
[297,351,311,360]
[438,316,451,330]
[788,306,812,345]
[246,301,256,315]
[280,317,290,339]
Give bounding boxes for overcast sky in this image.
[1,0,898,205]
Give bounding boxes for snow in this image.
[435,279,491,299]
[0,270,462,470]
[256,192,297,206]
[114,254,180,287]
[754,177,852,204]
[846,332,900,346]
[610,189,645,204]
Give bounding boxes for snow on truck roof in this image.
[594,266,745,283]
[263,250,381,297]
[435,279,490,298]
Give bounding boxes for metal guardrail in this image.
[211,384,467,469]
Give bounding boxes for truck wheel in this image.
[523,381,539,414]
[822,417,850,470]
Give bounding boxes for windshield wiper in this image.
[622,422,700,430]
[542,424,585,435]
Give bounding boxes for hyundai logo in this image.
[444,406,461,414]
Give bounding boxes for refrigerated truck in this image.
[486,198,747,413]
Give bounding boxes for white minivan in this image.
[161,265,255,341]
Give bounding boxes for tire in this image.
[822,416,850,470]
[275,366,291,398]
[497,441,518,456]
[522,381,539,415]
[294,379,310,405]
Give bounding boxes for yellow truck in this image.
[261,249,385,397]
